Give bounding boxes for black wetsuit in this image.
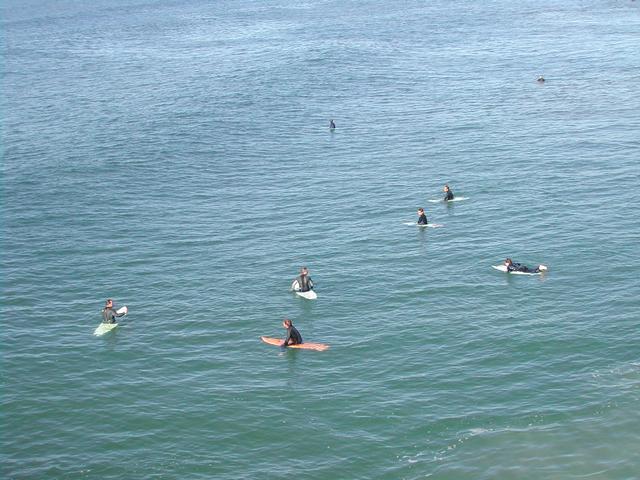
[101,306,125,324]
[296,274,314,292]
[330,120,336,129]
[283,325,303,346]
[417,213,428,225]
[444,190,454,201]
[507,262,540,274]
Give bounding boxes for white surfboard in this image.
[93,306,128,336]
[295,290,318,300]
[403,222,444,228]
[428,196,469,203]
[291,281,317,300]
[492,265,547,275]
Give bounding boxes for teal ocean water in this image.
[2,1,640,478]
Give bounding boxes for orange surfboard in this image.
[260,336,329,352]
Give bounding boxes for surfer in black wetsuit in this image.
[504,258,547,273]
[329,119,336,130]
[101,299,126,324]
[282,319,303,347]
[292,267,314,292]
[417,208,428,225]
[443,184,454,201]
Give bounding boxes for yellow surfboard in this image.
[94,322,118,336]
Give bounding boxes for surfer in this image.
[101,299,126,324]
[292,266,314,292]
[417,208,428,225]
[537,75,545,83]
[443,184,454,201]
[329,119,336,130]
[282,319,303,347]
[504,258,548,274]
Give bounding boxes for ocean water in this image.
[2,0,640,478]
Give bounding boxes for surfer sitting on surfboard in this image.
[292,266,314,292]
[504,258,548,274]
[417,208,428,225]
[282,319,303,347]
[102,299,126,324]
[443,184,454,201]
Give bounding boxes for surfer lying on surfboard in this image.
[291,266,314,292]
[282,318,303,347]
[504,258,548,274]
[417,208,428,225]
[443,184,454,201]
[102,299,127,324]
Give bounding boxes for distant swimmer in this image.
[282,318,303,347]
[417,208,428,225]
[329,119,336,130]
[537,75,545,83]
[443,184,454,201]
[292,266,314,292]
[101,299,126,324]
[504,258,548,274]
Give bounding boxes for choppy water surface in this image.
[2,1,640,478]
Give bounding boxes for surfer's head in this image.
[300,266,308,275]
[283,318,292,328]
[443,184,450,192]
[418,208,425,215]
[105,299,113,307]
[504,258,513,266]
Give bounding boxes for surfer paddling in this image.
[282,319,303,347]
[292,266,314,292]
[443,184,454,201]
[504,258,548,274]
[417,208,428,225]
[101,299,126,324]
